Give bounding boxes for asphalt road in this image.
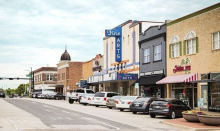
[4,99,138,130]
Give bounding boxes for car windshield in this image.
[121,96,137,100]
[76,90,85,93]
[0,91,4,93]
[111,96,123,99]
[152,100,168,105]
[85,94,94,97]
[135,98,150,102]
[94,93,105,97]
[86,90,94,93]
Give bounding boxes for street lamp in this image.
[3,85,7,97]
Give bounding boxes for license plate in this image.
[109,101,114,103]
[135,104,139,106]
[155,106,161,108]
[121,102,125,104]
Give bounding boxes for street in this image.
[0,98,187,131]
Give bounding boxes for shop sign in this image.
[135,83,139,88]
[117,73,138,80]
[198,98,204,108]
[92,66,102,72]
[140,70,163,76]
[173,58,191,73]
[105,27,122,62]
[80,80,87,88]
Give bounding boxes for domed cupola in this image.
[60,47,71,61]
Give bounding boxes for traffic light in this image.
[0,77,3,80]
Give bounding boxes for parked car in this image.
[116,96,139,111]
[149,98,191,119]
[45,92,57,99]
[79,94,95,105]
[106,96,124,109]
[33,92,42,98]
[0,91,5,98]
[39,91,56,99]
[130,97,158,114]
[68,89,94,104]
[93,92,119,107]
[53,93,66,100]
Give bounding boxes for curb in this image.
[162,121,220,131]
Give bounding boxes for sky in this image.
[0,0,219,89]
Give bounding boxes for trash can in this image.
[69,98,74,104]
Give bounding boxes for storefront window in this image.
[210,83,220,111]
[141,86,161,98]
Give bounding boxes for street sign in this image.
[80,80,87,88]
[26,74,31,77]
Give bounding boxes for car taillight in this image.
[76,94,78,96]
[116,101,118,104]
[104,97,107,101]
[107,100,109,103]
[79,96,82,99]
[88,98,91,100]
[128,101,131,104]
[166,104,171,108]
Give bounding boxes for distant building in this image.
[33,67,57,92]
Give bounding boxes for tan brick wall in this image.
[69,62,83,91]
[166,8,220,98]
[82,60,93,80]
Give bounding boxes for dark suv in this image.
[149,98,191,119]
[0,91,5,98]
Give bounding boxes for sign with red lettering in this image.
[173,58,191,73]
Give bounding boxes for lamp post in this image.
[3,85,7,97]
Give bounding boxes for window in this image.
[184,30,197,55]
[171,43,180,58]
[186,39,196,55]
[144,48,150,63]
[154,45,161,61]
[46,74,53,81]
[62,73,65,80]
[128,35,129,45]
[212,32,220,50]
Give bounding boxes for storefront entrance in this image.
[141,85,165,98]
[201,85,208,110]
[171,83,197,109]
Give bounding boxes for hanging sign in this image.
[105,27,122,62]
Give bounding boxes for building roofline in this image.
[167,2,220,26]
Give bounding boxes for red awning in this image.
[156,73,198,84]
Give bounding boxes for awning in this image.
[156,73,198,84]
[56,84,64,88]
[133,75,165,86]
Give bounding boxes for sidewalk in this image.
[0,99,49,130]
[163,118,220,131]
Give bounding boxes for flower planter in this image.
[182,113,200,122]
[198,115,220,126]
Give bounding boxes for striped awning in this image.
[156,73,198,84]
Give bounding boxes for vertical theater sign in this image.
[105,27,122,62]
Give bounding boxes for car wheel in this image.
[120,109,124,111]
[109,107,112,109]
[133,112,137,114]
[169,111,176,119]
[96,105,99,107]
[84,103,87,105]
[150,114,156,118]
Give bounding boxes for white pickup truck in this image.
[68,89,95,104]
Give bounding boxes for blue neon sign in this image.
[105,27,122,62]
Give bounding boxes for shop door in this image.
[201,85,208,109]
[185,88,193,108]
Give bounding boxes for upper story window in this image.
[144,48,150,63]
[212,32,220,50]
[184,30,198,55]
[46,74,53,81]
[154,45,161,61]
[170,35,181,58]
[62,73,65,80]
[172,43,180,58]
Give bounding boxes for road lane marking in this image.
[62,110,70,114]
[66,117,73,120]
[101,122,120,130]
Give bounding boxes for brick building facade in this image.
[33,67,57,91]
[157,3,220,110]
